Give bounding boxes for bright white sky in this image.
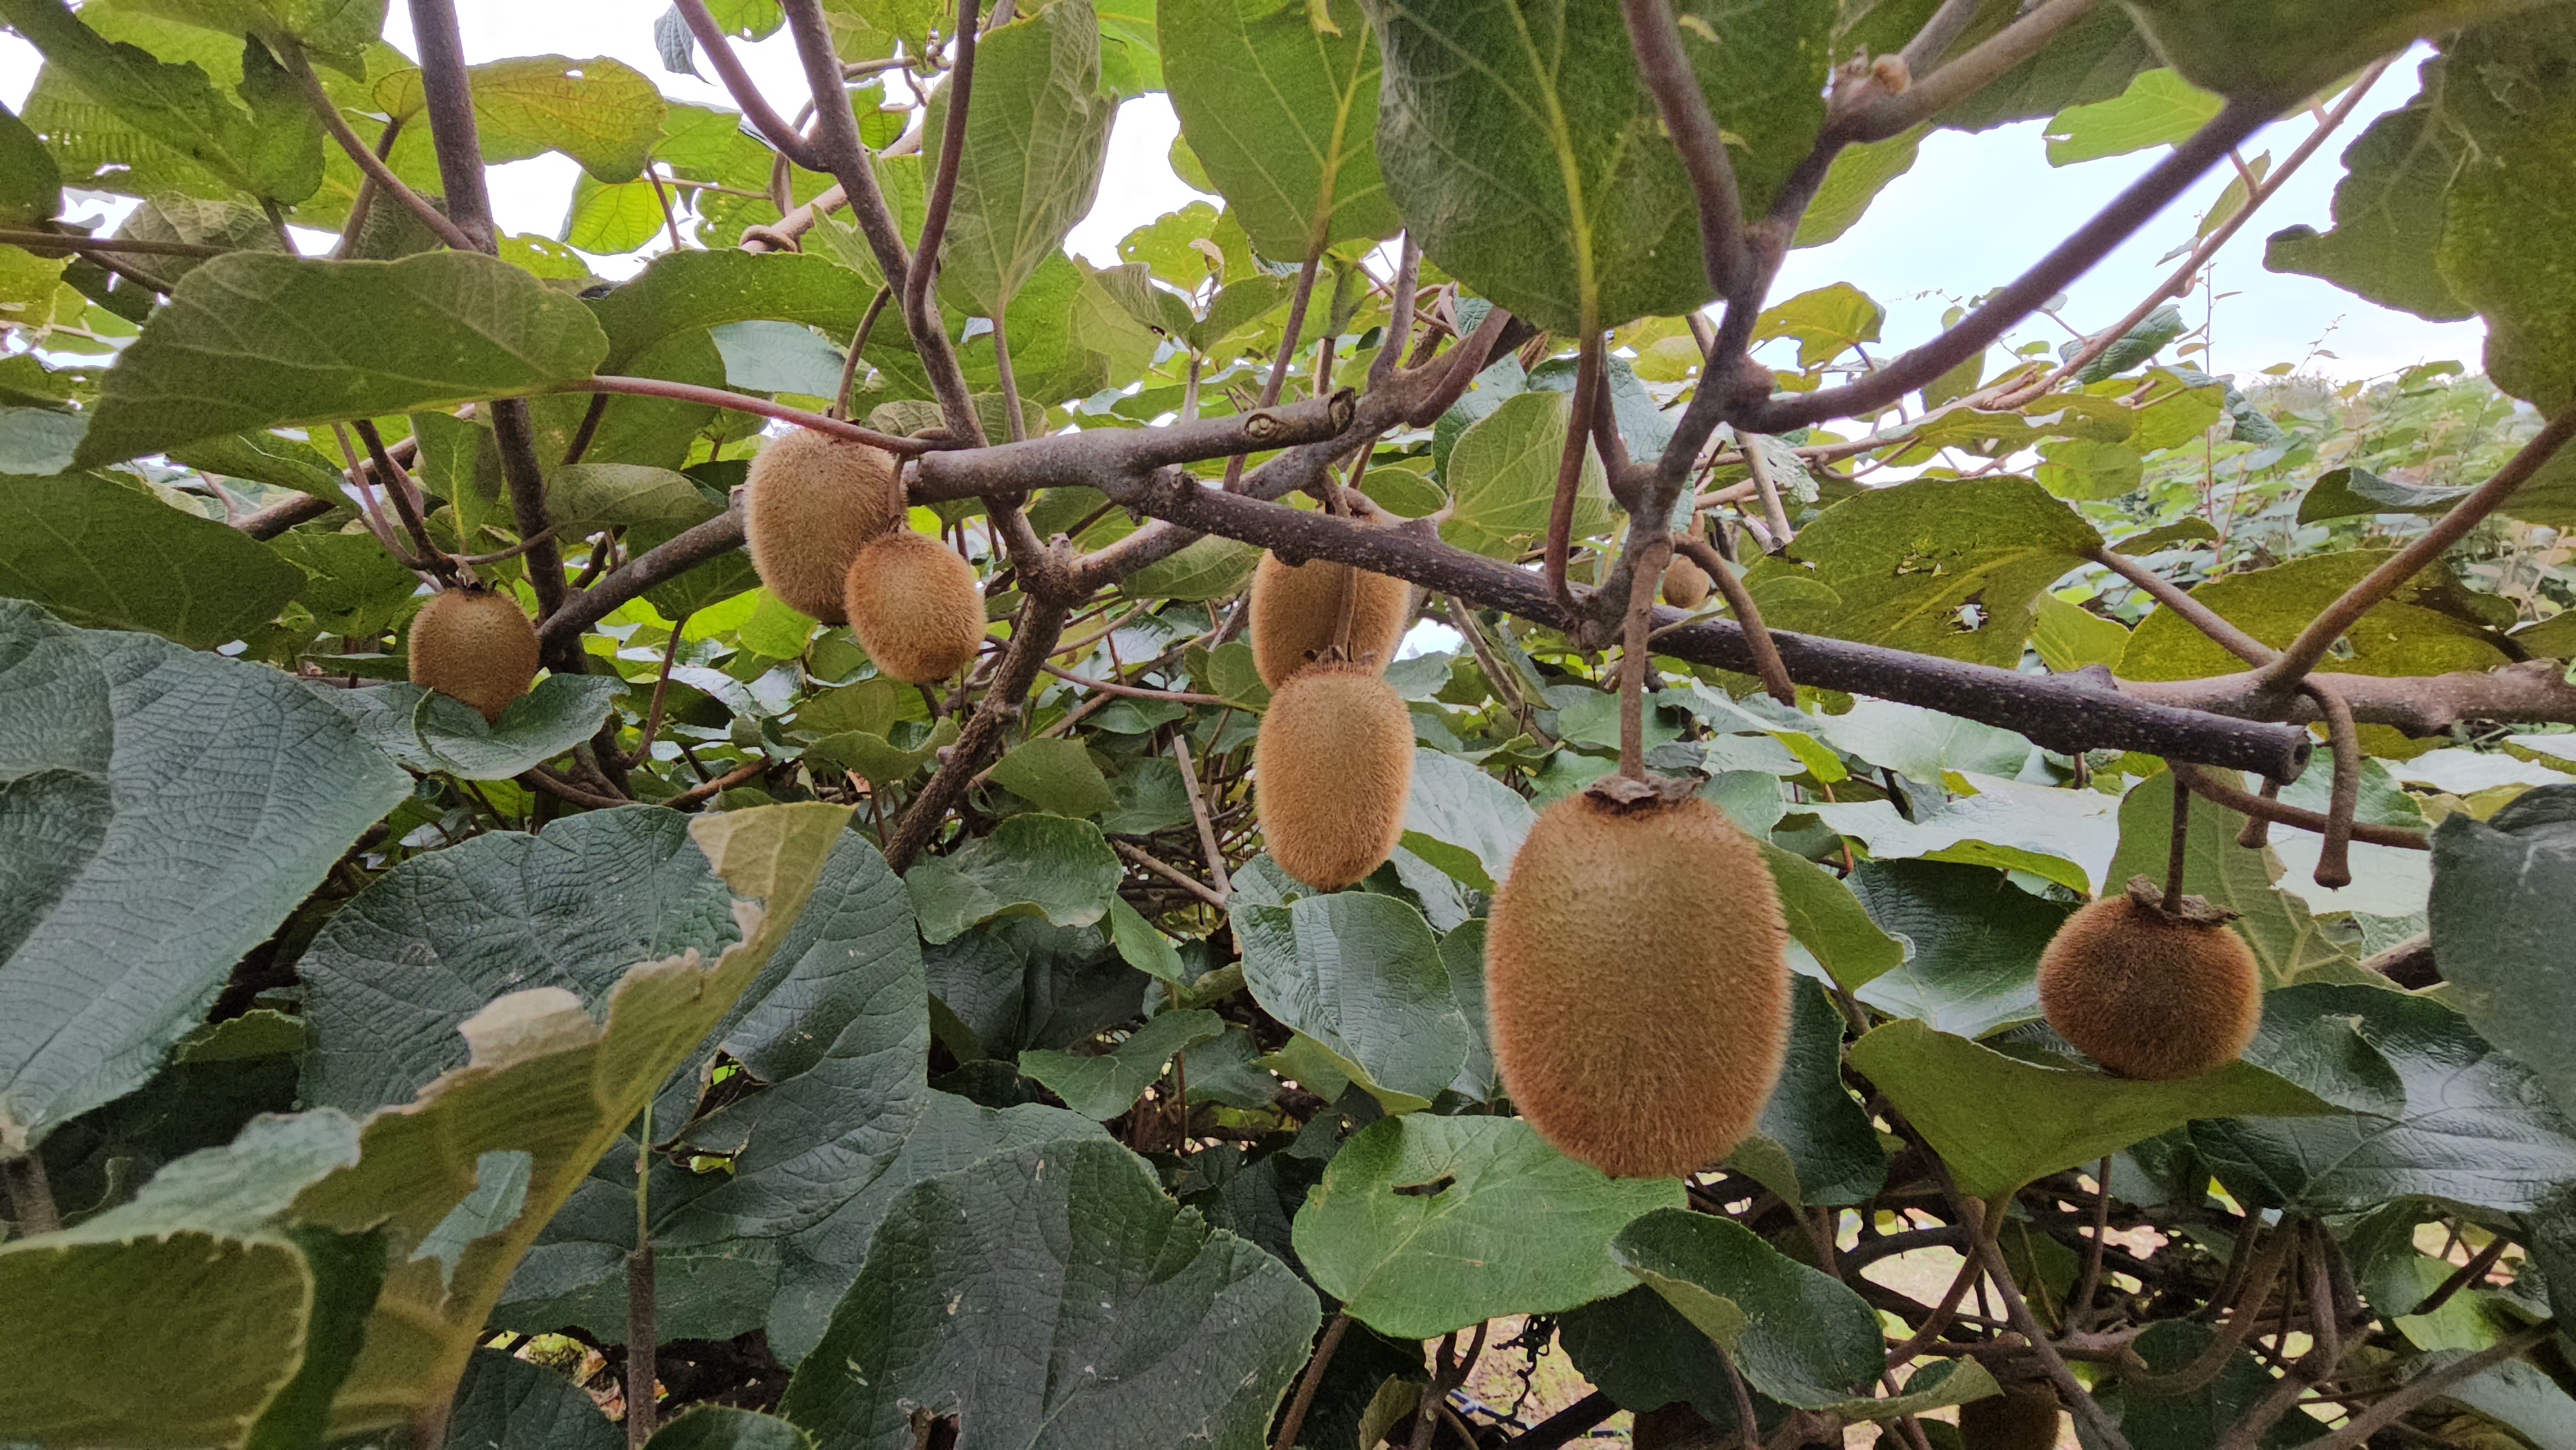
[0,12,2486,384]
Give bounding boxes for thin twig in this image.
[834,285,893,420]
[1,1153,60,1236]
[2085,546,2275,666]
[669,0,822,169]
[2164,765,2192,911]
[1039,664,1223,704]
[1171,733,1231,899]
[281,41,477,251]
[2310,1321,2555,1450]
[1368,236,1424,392]
[1674,536,1793,704]
[2075,1157,2114,1330]
[1737,431,1796,549]
[1225,244,1329,491]
[1270,1313,1350,1450]
[1113,840,1227,910]
[0,227,226,257]
[551,377,942,452]
[886,601,1073,871]
[2301,681,2360,888]
[1838,0,2102,144]
[2171,762,2428,850]
[2408,1236,2511,1320]
[1622,0,1749,290]
[1544,335,1605,611]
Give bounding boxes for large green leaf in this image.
[75,252,611,467]
[0,600,409,1151]
[0,1111,366,1449]
[376,55,666,183]
[1437,388,1611,561]
[2264,73,2474,322]
[2430,787,2576,1122]
[1848,1017,2336,1198]
[0,99,61,228]
[588,248,874,373]
[1361,0,1832,332]
[1611,1209,1998,1418]
[777,1138,1319,1449]
[1232,890,1472,1111]
[1806,773,2121,896]
[1018,1008,1226,1119]
[290,804,849,1437]
[2043,67,2222,165]
[1745,476,2101,668]
[1760,840,1908,992]
[1159,0,1399,259]
[1397,745,1533,894]
[438,1349,620,1450]
[2432,10,2576,412]
[1732,975,1887,1209]
[646,1408,816,1450]
[2117,0,2543,103]
[925,0,1113,315]
[1847,858,2073,1040]
[905,813,1125,945]
[317,676,627,782]
[1291,1115,1681,1338]
[0,471,303,648]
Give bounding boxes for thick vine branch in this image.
[913,391,1357,500]
[538,507,747,651]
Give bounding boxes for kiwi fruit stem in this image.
[1616,534,1672,780]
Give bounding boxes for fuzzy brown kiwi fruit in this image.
[1660,553,1713,609]
[1247,549,1411,688]
[2036,881,2262,1080]
[1486,787,1790,1178]
[842,528,986,684]
[1253,661,1414,890]
[743,428,905,623]
[408,587,540,723]
[1958,1382,2061,1450]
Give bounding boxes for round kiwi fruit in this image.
[1486,786,1791,1178]
[1247,549,1411,688]
[408,586,540,724]
[842,528,986,684]
[1958,1381,2061,1450]
[1253,661,1415,890]
[1661,553,1713,609]
[743,428,905,623]
[2036,881,2262,1080]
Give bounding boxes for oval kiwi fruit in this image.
[408,586,540,724]
[1661,553,1713,609]
[1486,787,1791,1178]
[1959,1381,2061,1450]
[1253,661,1415,890]
[842,528,986,684]
[744,428,905,623]
[1247,549,1412,687]
[2037,883,2262,1080]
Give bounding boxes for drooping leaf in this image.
[905,813,1125,945]
[1760,840,1906,992]
[1732,976,1887,1209]
[316,676,625,782]
[0,601,410,1151]
[1806,773,2121,897]
[437,1349,620,1450]
[0,99,61,229]
[2295,465,2470,524]
[1437,389,1612,561]
[376,55,667,184]
[1291,1114,1681,1338]
[2430,787,2576,1124]
[1847,858,2073,1040]
[1017,1008,1226,1120]
[925,0,1114,315]
[985,736,1118,818]
[2264,72,2474,322]
[1398,745,1534,894]
[75,252,611,467]
[1233,890,1472,1111]
[587,248,875,373]
[2430,10,2576,412]
[777,1138,1319,1449]
[2043,68,2222,165]
[0,471,304,647]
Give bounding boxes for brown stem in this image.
[2301,680,2360,889]
[2170,762,2428,851]
[1736,431,1796,549]
[1367,236,1423,393]
[1269,1312,1350,1450]
[1403,305,1517,427]
[0,227,225,257]
[2164,764,2192,912]
[989,303,1027,442]
[3,1152,60,1235]
[1498,1393,1616,1450]
[2258,408,2576,705]
[1958,1188,2130,1450]
[2237,778,2280,847]
[539,506,746,650]
[2085,545,2275,666]
[235,492,339,539]
[624,617,690,769]
[1674,536,1793,704]
[1618,532,1670,780]
[402,0,500,251]
[1622,0,1749,291]
[1171,732,1232,899]
[561,393,612,468]
[352,418,453,580]
[886,600,1072,871]
[282,42,477,252]
[1224,243,1329,493]
[490,399,571,629]
[666,758,767,809]
[2307,1321,2555,1450]
[553,377,941,452]
[1837,0,2101,143]
[625,1241,657,1444]
[2407,1236,2510,1319]
[1113,840,1227,910]
[2074,1156,2114,1330]
[1545,336,1605,611]
[2126,1219,2295,1398]
[1038,664,1222,704]
[669,0,823,169]
[834,286,893,420]
[900,0,989,444]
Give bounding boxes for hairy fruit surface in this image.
[744,429,905,623]
[1253,662,1414,890]
[2038,890,2262,1080]
[1248,549,1411,688]
[843,529,985,684]
[1486,789,1790,1178]
[408,587,540,724]
[1661,554,1712,609]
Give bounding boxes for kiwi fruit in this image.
[1486,786,1791,1178]
[842,528,986,684]
[2036,878,2262,1080]
[408,586,540,724]
[1661,553,1713,609]
[1253,661,1415,890]
[743,428,905,623]
[1958,1381,2061,1450]
[1247,549,1411,688]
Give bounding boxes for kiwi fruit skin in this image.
[1253,661,1415,890]
[2037,894,2262,1080]
[1958,1382,2061,1450]
[1248,550,1412,688]
[744,428,905,623]
[1661,554,1713,609]
[842,529,986,684]
[1486,791,1790,1178]
[408,587,540,724]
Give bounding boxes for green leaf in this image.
[0,471,304,647]
[2090,1318,2319,1450]
[1744,476,2101,668]
[1792,125,1922,248]
[317,676,626,781]
[905,813,1125,944]
[438,1350,619,1450]
[1846,859,2073,1039]
[1397,746,1534,894]
[1733,976,1887,1208]
[1808,774,2121,896]
[2103,772,2358,988]
[1759,840,1906,992]
[587,247,875,373]
[76,252,611,467]
[777,1138,1318,1447]
[1018,1008,1225,1118]
[171,428,352,498]
[0,100,61,228]
[1753,283,1884,369]
[1362,0,1831,333]
[2431,11,2576,411]
[547,463,720,533]
[0,601,409,1151]
[1233,890,1472,1111]
[1159,0,1399,259]
[2035,437,2144,500]
[2264,80,2474,322]
[925,0,1113,315]
[290,804,849,1435]
[297,805,741,1113]
[377,55,666,183]
[2043,67,2222,165]
[1611,1209,1998,1418]
[1107,894,1188,983]
[2117,0,2539,103]
[1437,388,1611,561]
[0,1112,366,1449]
[2430,787,2576,1123]
[2295,465,2470,523]
[1848,1016,2336,1198]
[645,1407,816,1450]
[1292,1114,1682,1337]
[1122,532,1261,600]
[2195,981,2576,1214]
[2031,592,2131,672]
[986,736,1118,818]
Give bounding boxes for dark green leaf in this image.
[1734,975,1887,1208]
[1018,1008,1225,1119]
[2296,465,2470,523]
[0,100,61,228]
[985,737,1117,818]
[2264,79,2474,322]
[2118,0,2536,102]
[925,0,1113,314]
[439,1350,620,1450]
[317,676,625,782]
[905,813,1124,944]
[1233,891,1472,1110]
[644,1407,815,1450]
[2430,787,2576,1123]
[1848,859,2072,1039]
[0,471,304,647]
